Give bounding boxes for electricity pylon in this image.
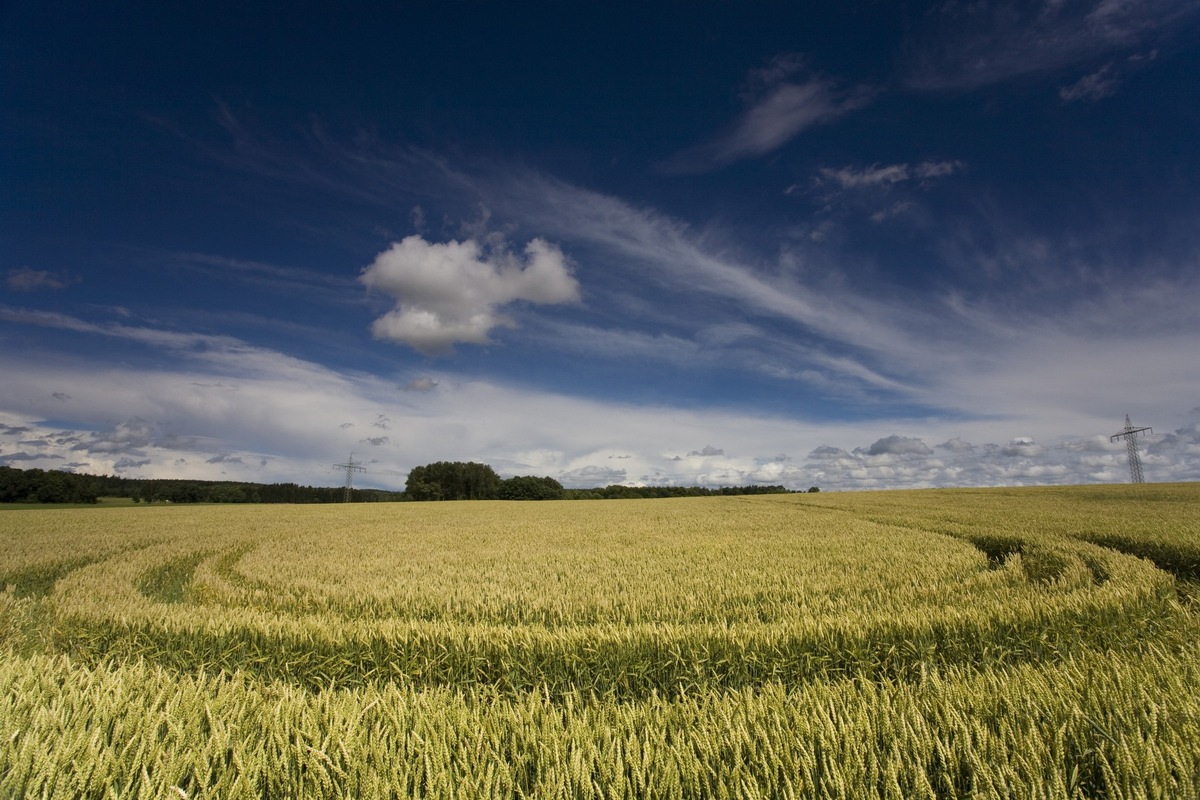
[1110,415,1152,484]
[333,454,366,502]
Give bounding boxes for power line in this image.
[333,453,366,502]
[1110,414,1152,484]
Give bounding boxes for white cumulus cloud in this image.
[360,235,580,355]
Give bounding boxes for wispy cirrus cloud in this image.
[576,182,1196,426]
[800,159,964,225]
[161,251,360,300]
[6,267,75,292]
[0,304,356,388]
[492,173,935,368]
[816,160,964,190]
[903,0,1198,92]
[481,165,1200,428]
[660,54,873,174]
[1059,63,1121,101]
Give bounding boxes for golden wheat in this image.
[1,485,1198,797]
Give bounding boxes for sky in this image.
[2,1,1199,492]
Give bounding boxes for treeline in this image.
[2,463,810,506]
[94,473,405,504]
[406,461,799,501]
[0,467,102,504]
[0,466,405,505]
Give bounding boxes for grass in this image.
[0,496,138,511]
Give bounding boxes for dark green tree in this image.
[405,461,501,501]
[498,475,564,500]
[0,467,98,504]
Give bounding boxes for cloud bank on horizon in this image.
[2,1,1198,491]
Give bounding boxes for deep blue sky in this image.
[3,0,1199,490]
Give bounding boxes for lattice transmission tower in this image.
[333,454,366,502]
[1110,414,1152,484]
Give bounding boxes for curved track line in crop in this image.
[137,551,212,604]
[34,504,1179,697]
[1,556,107,600]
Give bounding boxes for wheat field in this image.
[2,484,1198,798]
